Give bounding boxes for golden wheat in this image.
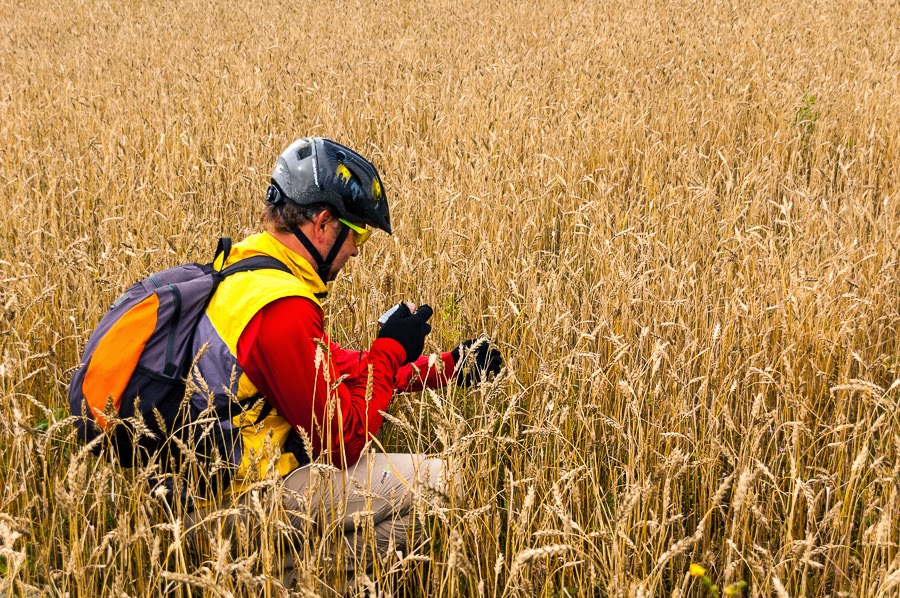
[1,0,898,595]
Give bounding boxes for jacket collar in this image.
[224,232,328,297]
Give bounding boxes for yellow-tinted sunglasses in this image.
[338,218,371,247]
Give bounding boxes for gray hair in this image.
[261,202,333,233]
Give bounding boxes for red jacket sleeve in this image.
[327,340,455,392]
[395,352,456,392]
[236,296,405,468]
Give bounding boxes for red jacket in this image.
[236,296,454,467]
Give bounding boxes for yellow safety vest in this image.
[191,232,326,488]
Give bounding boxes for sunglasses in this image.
[338,218,371,247]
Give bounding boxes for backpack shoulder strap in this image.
[219,255,292,278]
[214,237,291,277]
[207,241,291,427]
[215,237,233,271]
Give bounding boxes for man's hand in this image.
[377,303,434,364]
[451,338,503,386]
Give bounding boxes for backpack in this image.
[68,238,291,470]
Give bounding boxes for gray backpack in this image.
[68,238,290,469]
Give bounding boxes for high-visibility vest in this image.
[191,232,327,486]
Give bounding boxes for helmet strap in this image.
[279,204,350,282]
[319,225,350,280]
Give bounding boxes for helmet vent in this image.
[296,142,312,161]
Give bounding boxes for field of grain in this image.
[1,0,898,595]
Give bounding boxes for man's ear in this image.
[311,210,336,239]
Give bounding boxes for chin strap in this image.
[279,205,350,283]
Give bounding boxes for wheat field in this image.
[1,0,898,595]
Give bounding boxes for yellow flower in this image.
[689,563,707,577]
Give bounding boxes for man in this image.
[186,137,501,575]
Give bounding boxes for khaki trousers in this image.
[282,452,445,572]
[184,452,445,593]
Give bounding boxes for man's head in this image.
[263,138,391,282]
[264,202,364,282]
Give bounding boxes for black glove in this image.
[451,338,503,386]
[377,303,434,364]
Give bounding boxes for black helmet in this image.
[266,137,392,234]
